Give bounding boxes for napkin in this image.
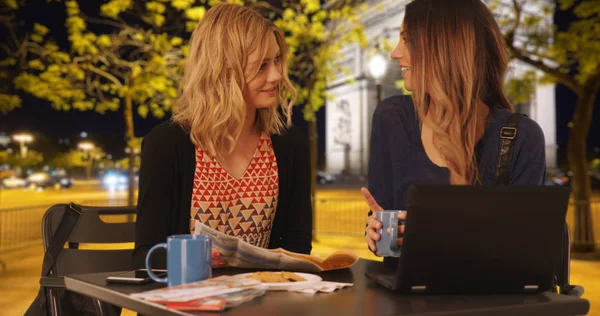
[287,281,353,294]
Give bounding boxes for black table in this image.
[64,259,590,316]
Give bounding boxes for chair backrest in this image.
[42,204,136,277]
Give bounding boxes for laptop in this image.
[366,184,571,294]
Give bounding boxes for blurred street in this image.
[0,180,370,209]
[0,180,126,209]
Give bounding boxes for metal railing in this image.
[566,200,600,250]
[314,198,369,236]
[0,198,599,255]
[315,199,600,245]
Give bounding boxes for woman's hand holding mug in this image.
[362,188,406,255]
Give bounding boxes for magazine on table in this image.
[130,276,267,312]
[194,220,359,272]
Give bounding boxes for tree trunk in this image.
[124,93,136,208]
[85,161,92,180]
[568,88,597,252]
[308,119,318,241]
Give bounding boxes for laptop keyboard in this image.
[366,272,397,290]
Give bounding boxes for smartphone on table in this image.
[106,269,167,285]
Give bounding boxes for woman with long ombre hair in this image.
[363,0,546,254]
[134,3,312,269]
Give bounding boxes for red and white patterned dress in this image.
[190,133,279,248]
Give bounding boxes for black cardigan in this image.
[133,121,313,269]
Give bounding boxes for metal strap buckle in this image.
[69,203,82,215]
[500,127,517,140]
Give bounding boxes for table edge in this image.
[64,276,190,316]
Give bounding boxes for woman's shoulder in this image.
[271,125,307,145]
[486,108,546,166]
[374,95,418,127]
[143,120,190,148]
[270,126,309,164]
[517,115,545,145]
[491,108,545,145]
[375,95,415,116]
[372,95,419,135]
[145,120,188,140]
[270,126,307,159]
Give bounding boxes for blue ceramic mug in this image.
[145,234,212,287]
[375,210,405,257]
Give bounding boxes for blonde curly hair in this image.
[172,3,296,159]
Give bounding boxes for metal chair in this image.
[38,203,136,315]
[556,223,585,297]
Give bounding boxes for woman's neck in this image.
[238,108,259,145]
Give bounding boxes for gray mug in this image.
[375,210,405,257]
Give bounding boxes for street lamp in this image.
[365,42,388,180]
[77,141,95,152]
[368,42,388,105]
[12,133,34,158]
[0,135,10,147]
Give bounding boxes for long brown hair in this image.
[404,0,513,184]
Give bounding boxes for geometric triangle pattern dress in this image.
[190,132,279,248]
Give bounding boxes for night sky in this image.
[1,0,598,163]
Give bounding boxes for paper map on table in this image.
[194,220,359,272]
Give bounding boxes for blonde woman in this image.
[363,0,547,253]
[134,3,312,269]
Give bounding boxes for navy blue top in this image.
[368,95,546,211]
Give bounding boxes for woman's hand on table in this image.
[212,251,227,268]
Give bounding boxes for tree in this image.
[14,0,202,205]
[52,150,88,169]
[116,138,141,173]
[0,149,44,170]
[52,147,106,179]
[0,0,26,114]
[590,158,600,175]
[252,0,368,214]
[492,0,600,251]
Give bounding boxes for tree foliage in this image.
[51,147,105,169]
[491,0,600,93]
[0,149,44,168]
[0,0,26,114]
[14,0,194,117]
